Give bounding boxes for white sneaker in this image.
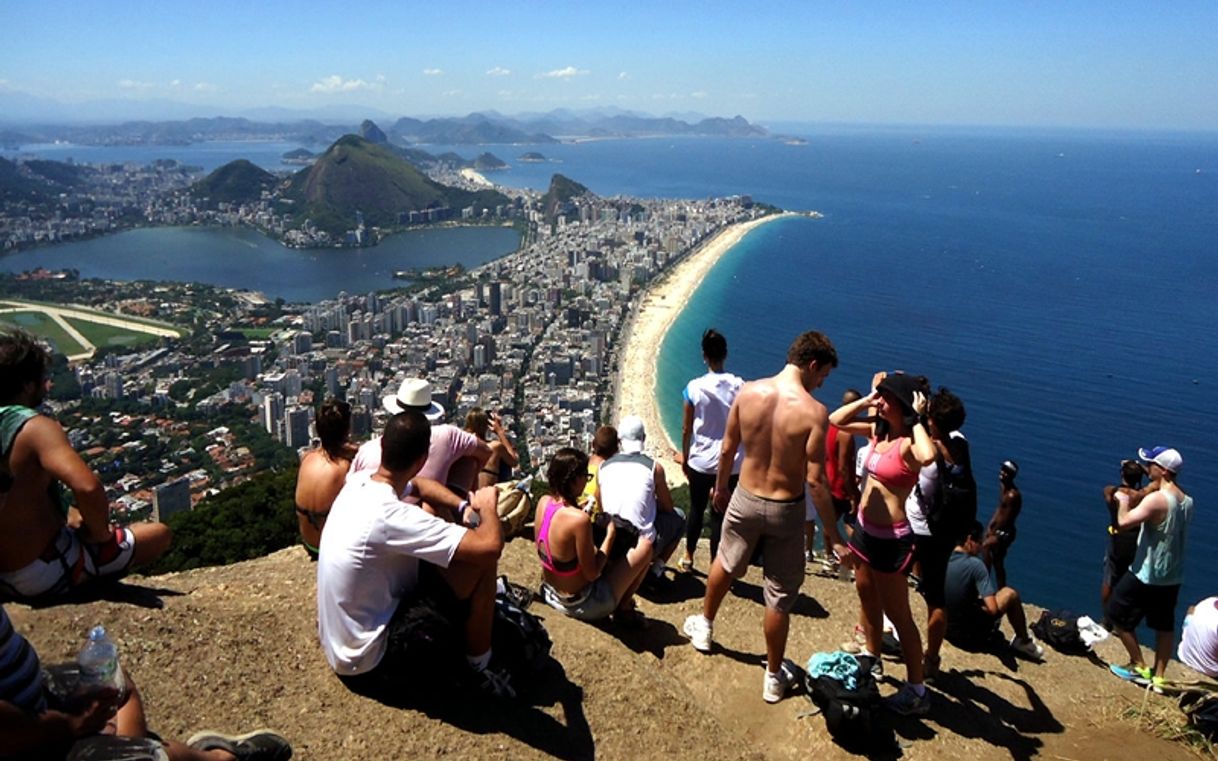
[763,663,795,704]
[1010,636,1045,661]
[683,614,713,653]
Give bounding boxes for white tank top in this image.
[598,452,657,541]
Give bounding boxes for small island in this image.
[518,152,548,163]
[281,148,316,165]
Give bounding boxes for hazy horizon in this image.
[3,1,1217,131]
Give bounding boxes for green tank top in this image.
[0,405,72,518]
[1132,490,1193,586]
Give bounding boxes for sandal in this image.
[677,557,693,573]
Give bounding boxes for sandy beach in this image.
[614,212,796,483]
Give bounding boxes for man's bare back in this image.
[732,374,827,502]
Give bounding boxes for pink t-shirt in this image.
[350,425,482,486]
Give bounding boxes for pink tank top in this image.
[864,436,918,492]
[536,496,582,577]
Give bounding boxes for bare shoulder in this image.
[14,413,66,448]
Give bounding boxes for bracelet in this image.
[458,499,470,514]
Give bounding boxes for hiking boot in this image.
[884,683,931,717]
[1010,636,1045,661]
[763,660,797,704]
[186,730,292,761]
[472,663,517,699]
[683,614,713,653]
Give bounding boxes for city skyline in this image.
[2,1,1217,131]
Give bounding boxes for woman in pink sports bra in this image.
[830,371,937,715]
[534,448,653,624]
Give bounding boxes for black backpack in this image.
[491,583,552,676]
[1031,609,1089,654]
[926,438,977,543]
[807,663,881,744]
[1181,690,1218,740]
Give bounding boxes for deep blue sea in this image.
[468,128,1218,630]
[5,128,1216,629]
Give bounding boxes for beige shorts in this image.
[717,486,805,613]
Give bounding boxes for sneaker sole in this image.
[185,729,286,751]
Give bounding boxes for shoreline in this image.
[613,211,797,482]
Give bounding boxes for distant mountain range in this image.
[0,107,769,148]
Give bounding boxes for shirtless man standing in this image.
[0,330,172,602]
[985,460,1021,588]
[683,331,840,703]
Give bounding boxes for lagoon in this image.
[0,225,522,303]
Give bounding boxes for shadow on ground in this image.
[346,655,596,761]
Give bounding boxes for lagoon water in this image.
[0,225,520,303]
[6,128,1217,625]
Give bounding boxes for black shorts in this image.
[847,528,915,575]
[946,606,1001,650]
[830,495,853,520]
[1106,573,1180,633]
[914,533,954,608]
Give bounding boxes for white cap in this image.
[618,415,645,454]
[1138,446,1182,474]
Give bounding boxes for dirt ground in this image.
[8,539,1210,761]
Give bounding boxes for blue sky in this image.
[2,1,1216,129]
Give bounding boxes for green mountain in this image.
[192,159,278,208]
[540,173,591,220]
[283,135,509,234]
[472,152,507,171]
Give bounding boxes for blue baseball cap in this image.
[1138,446,1182,474]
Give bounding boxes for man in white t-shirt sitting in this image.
[317,409,513,698]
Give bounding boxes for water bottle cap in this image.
[89,626,106,640]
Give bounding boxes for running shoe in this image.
[1010,636,1045,661]
[683,614,713,653]
[884,683,931,717]
[472,663,517,699]
[1108,663,1151,683]
[763,660,797,704]
[186,730,292,761]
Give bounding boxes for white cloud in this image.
[423,68,443,76]
[170,79,182,87]
[690,91,708,99]
[310,75,379,93]
[538,66,589,79]
[442,89,462,97]
[194,82,219,93]
[117,79,154,91]
[618,72,629,80]
[486,67,511,77]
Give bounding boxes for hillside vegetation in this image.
[283,135,508,234]
[191,159,278,208]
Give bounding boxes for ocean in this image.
[469,127,1218,628]
[6,127,1217,626]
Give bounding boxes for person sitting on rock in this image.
[597,416,684,591]
[0,329,172,604]
[464,408,519,489]
[352,378,491,501]
[944,521,1044,660]
[294,398,357,560]
[0,603,291,760]
[535,447,653,626]
[1178,596,1218,679]
[317,410,514,699]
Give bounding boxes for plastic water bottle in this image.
[77,626,125,698]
